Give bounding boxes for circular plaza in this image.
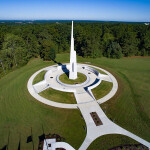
[27,63,118,109]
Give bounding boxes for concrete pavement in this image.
[27,63,150,149]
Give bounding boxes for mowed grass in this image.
[59,72,87,84]
[0,53,150,149]
[0,56,86,150]
[40,88,76,104]
[77,55,150,149]
[87,134,139,150]
[92,81,113,100]
[33,70,47,84]
[32,67,76,104]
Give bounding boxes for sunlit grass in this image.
[40,88,76,104]
[59,72,87,84]
[92,81,113,100]
[33,70,47,84]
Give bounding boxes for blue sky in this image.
[0,0,150,22]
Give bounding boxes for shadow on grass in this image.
[52,59,62,66]
[39,124,45,142]
[26,127,34,150]
[0,131,10,150]
[39,134,45,142]
[0,145,7,150]
[1,131,11,150]
[17,140,21,150]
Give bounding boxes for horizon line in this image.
[0,19,149,23]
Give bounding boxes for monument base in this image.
[69,71,77,80]
[69,62,77,79]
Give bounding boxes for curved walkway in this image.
[27,63,150,149]
[76,92,150,149]
[27,63,116,109]
[51,142,75,150]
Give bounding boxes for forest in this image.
[0,22,150,75]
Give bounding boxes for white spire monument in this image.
[69,21,77,79]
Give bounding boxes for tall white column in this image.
[69,21,77,79]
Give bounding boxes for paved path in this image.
[75,90,150,150]
[27,64,150,149]
[28,64,116,109]
[51,142,75,150]
[43,139,75,150]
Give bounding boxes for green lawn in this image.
[0,57,86,150]
[78,55,150,149]
[87,134,139,150]
[92,81,113,100]
[59,72,87,84]
[33,70,47,84]
[0,53,150,149]
[40,88,76,104]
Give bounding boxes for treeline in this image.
[0,22,150,75]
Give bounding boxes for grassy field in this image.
[57,54,150,148]
[0,57,86,150]
[78,55,150,149]
[33,70,47,84]
[92,81,113,100]
[0,53,150,149]
[59,72,87,84]
[33,69,77,104]
[87,134,142,150]
[40,88,76,104]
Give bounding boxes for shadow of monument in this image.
[53,60,69,78]
[52,59,69,77]
[52,60,62,66]
[61,65,69,77]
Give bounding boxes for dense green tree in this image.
[40,37,56,61]
[1,34,27,70]
[143,31,150,55]
[120,32,139,56]
[0,22,150,75]
[49,48,56,61]
[105,42,123,59]
[40,48,56,61]
[22,30,40,58]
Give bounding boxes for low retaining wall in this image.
[56,71,90,88]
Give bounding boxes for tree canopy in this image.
[0,22,150,75]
